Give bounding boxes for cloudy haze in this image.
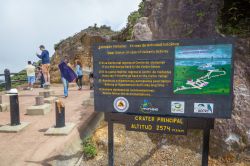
[0,0,141,73]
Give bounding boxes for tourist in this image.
[25,61,36,90]
[58,57,77,98]
[36,66,45,88]
[75,61,83,90]
[36,45,50,86]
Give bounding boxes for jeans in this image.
[27,76,35,85]
[62,77,69,96]
[76,75,83,88]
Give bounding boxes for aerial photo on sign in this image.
[174,44,232,95]
[93,38,234,118]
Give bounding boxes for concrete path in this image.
[0,85,94,166]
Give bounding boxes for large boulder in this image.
[132,17,152,41]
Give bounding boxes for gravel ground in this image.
[81,122,250,166]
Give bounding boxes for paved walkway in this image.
[0,85,94,166]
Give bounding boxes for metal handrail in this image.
[0,73,26,76]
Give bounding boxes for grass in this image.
[174,64,231,95]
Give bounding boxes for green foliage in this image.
[100,25,111,30]
[127,11,141,27]
[54,24,116,50]
[82,137,97,159]
[0,70,27,92]
[11,70,27,89]
[138,0,145,16]
[118,0,145,41]
[218,0,250,36]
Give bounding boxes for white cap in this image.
[6,88,18,94]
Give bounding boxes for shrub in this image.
[82,137,97,159]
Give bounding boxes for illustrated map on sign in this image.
[174,44,232,95]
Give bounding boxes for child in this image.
[25,61,36,90]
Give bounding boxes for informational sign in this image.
[93,38,234,118]
[125,115,187,135]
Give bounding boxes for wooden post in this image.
[35,96,44,105]
[108,119,114,166]
[55,100,65,128]
[44,91,50,98]
[201,119,211,166]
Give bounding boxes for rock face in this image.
[136,0,250,157]
[50,26,116,83]
[144,0,223,39]
[210,38,250,156]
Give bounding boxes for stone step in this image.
[39,90,55,97]
[26,104,51,115]
[45,123,76,136]
[0,122,30,133]
[0,103,10,112]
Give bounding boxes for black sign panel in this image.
[93,38,234,118]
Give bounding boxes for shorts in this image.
[28,76,35,84]
[42,64,50,74]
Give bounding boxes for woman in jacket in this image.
[75,61,83,90]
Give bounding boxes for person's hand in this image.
[36,52,39,56]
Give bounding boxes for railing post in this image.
[4,69,11,91]
[55,100,65,128]
[108,119,114,166]
[9,94,20,126]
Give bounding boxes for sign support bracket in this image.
[201,119,211,166]
[108,117,114,166]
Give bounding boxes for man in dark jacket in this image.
[36,45,50,85]
[58,57,77,98]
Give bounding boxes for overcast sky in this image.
[0,0,141,73]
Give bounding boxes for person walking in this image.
[36,66,45,88]
[36,45,50,86]
[75,61,83,90]
[58,57,77,98]
[25,61,36,90]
